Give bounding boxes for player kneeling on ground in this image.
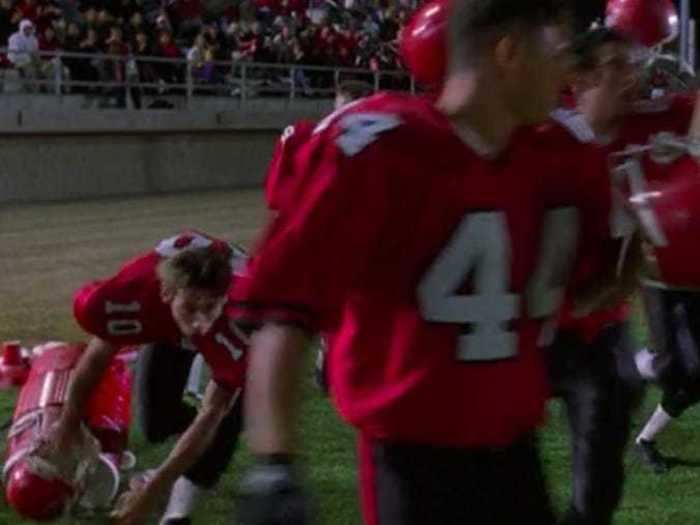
[44,231,248,525]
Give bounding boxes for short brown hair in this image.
[571,26,627,72]
[448,0,571,70]
[157,246,232,296]
[337,80,373,101]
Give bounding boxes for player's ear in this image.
[493,33,522,72]
[576,69,602,92]
[160,283,174,303]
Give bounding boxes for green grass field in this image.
[1,190,700,524]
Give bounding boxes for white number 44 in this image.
[336,113,401,156]
[418,209,579,362]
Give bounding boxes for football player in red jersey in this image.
[45,231,248,525]
[265,80,373,214]
[228,0,628,523]
[612,136,700,475]
[569,0,700,475]
[399,8,645,523]
[266,80,373,395]
[539,26,652,525]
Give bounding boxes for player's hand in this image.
[39,415,89,459]
[110,476,164,525]
[236,458,314,525]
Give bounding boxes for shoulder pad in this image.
[549,109,596,144]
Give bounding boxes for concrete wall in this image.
[0,103,332,203]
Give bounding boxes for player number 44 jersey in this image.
[231,93,613,447]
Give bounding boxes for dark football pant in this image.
[547,322,643,525]
[358,432,555,525]
[642,285,700,418]
[135,343,243,488]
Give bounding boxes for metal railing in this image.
[0,48,415,108]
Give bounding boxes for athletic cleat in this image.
[636,439,670,474]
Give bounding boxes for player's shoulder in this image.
[667,92,696,122]
[659,92,695,113]
[279,119,317,146]
[534,108,596,146]
[76,251,158,306]
[73,250,159,335]
[313,92,451,150]
[628,92,695,118]
[621,93,695,140]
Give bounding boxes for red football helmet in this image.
[606,0,679,48]
[5,461,74,521]
[611,134,700,288]
[399,0,448,88]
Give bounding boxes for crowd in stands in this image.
[0,0,418,102]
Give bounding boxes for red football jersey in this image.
[230,93,612,447]
[613,93,696,150]
[74,232,247,392]
[543,109,629,342]
[557,94,696,341]
[265,120,317,212]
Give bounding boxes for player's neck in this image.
[581,111,620,144]
[436,73,517,158]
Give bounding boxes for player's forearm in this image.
[573,235,640,316]
[62,337,115,425]
[616,231,643,296]
[151,382,237,488]
[245,323,309,455]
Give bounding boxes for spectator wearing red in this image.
[336,27,356,67]
[38,23,60,56]
[37,24,68,87]
[157,30,180,59]
[155,30,182,84]
[315,23,337,65]
[236,21,262,61]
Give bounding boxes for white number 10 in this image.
[418,209,579,362]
